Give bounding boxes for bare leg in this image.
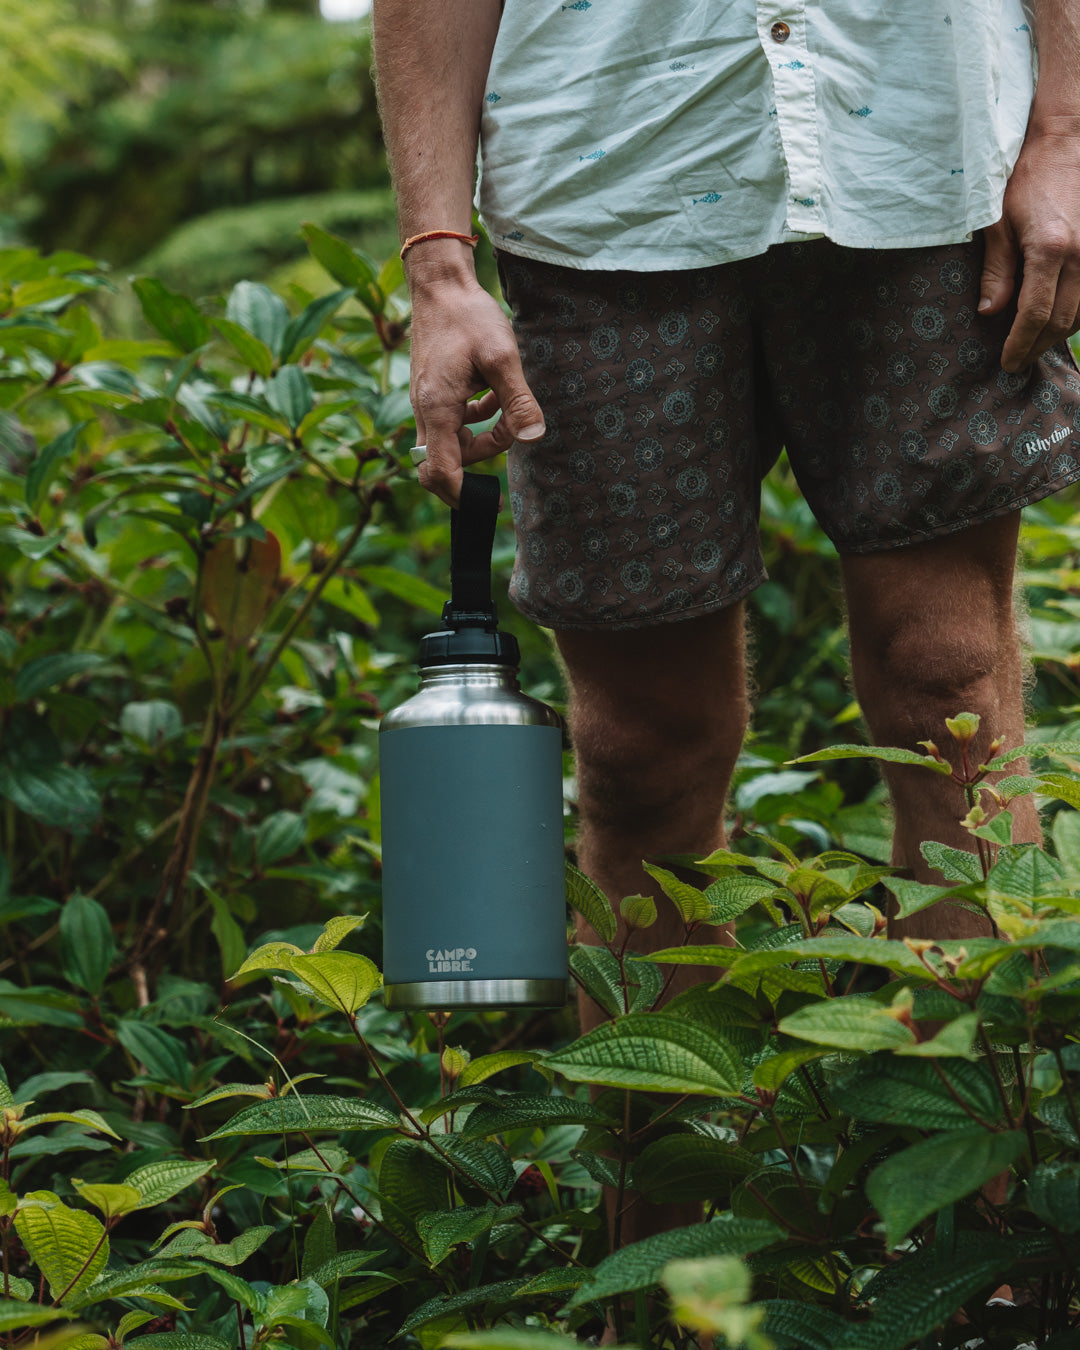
[842,513,1039,940]
[556,604,748,1242]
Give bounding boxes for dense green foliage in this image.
[1,0,391,291]
[4,235,1080,1350]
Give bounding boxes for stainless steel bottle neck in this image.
[417,662,520,690]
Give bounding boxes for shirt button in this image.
[771,20,791,41]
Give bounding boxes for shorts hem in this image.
[831,464,1080,557]
[509,568,767,632]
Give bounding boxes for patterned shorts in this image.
[497,238,1080,630]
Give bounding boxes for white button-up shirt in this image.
[476,0,1036,271]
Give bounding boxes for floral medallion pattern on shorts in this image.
[497,240,1080,630]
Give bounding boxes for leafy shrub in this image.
[3,239,1080,1350]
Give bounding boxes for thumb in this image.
[979,221,1019,316]
[488,358,546,442]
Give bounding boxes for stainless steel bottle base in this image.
[384,978,568,1010]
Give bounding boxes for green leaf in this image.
[0,757,100,832]
[987,844,1064,899]
[119,701,182,747]
[895,1011,981,1060]
[444,1334,585,1350]
[132,278,211,352]
[1027,1160,1080,1232]
[265,365,313,430]
[125,1158,215,1210]
[630,1135,756,1203]
[702,874,781,923]
[880,876,960,919]
[417,1204,522,1266]
[14,1191,109,1303]
[257,1145,348,1175]
[225,281,289,356]
[723,934,930,981]
[311,915,366,953]
[459,1094,616,1138]
[920,840,984,883]
[981,738,1080,772]
[752,1047,829,1092]
[564,1218,782,1307]
[255,811,306,867]
[288,952,382,1015]
[566,863,616,943]
[761,1300,851,1350]
[830,1055,1002,1128]
[198,1094,397,1139]
[71,1181,141,1224]
[357,566,448,615]
[281,289,351,363]
[569,945,662,1018]
[126,1336,229,1350]
[620,893,658,930]
[320,575,380,627]
[791,743,952,773]
[301,224,374,290]
[457,1051,539,1088]
[400,1281,524,1336]
[59,894,115,996]
[204,889,246,984]
[229,940,305,980]
[779,995,917,1052]
[115,1021,190,1088]
[642,864,711,923]
[866,1128,1025,1248]
[304,1251,385,1288]
[25,424,86,514]
[302,1203,336,1280]
[213,318,275,378]
[185,1082,273,1110]
[0,1301,77,1331]
[116,1312,156,1342]
[545,1013,743,1095]
[16,1109,119,1139]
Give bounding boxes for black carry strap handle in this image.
[443,472,501,630]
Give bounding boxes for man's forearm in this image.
[1030,0,1080,130]
[372,0,501,261]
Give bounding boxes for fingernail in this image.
[978,297,992,312]
[518,422,546,440]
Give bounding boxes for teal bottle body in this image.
[380,662,568,1009]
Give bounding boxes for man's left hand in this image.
[980,118,1080,373]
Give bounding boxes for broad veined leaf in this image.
[761,1300,851,1350]
[265,365,313,430]
[981,738,1080,772]
[281,288,352,363]
[301,223,378,292]
[25,423,87,514]
[256,1145,349,1175]
[791,743,952,772]
[545,1014,743,1096]
[702,873,781,923]
[229,941,305,981]
[724,934,930,981]
[213,318,275,378]
[119,700,183,748]
[987,844,1065,899]
[225,280,290,355]
[14,1191,109,1303]
[895,1011,981,1060]
[437,1136,514,1194]
[866,1128,1025,1248]
[920,840,983,883]
[459,1094,617,1139]
[752,1046,829,1092]
[566,863,616,943]
[14,652,105,703]
[458,1051,541,1088]
[416,1204,522,1266]
[288,951,382,1015]
[779,995,917,1052]
[642,864,711,923]
[254,811,306,867]
[304,1250,387,1289]
[830,1055,1002,1129]
[71,1181,141,1224]
[126,1334,230,1350]
[15,1109,120,1140]
[399,1281,525,1336]
[357,565,448,615]
[199,1094,397,1139]
[185,1082,273,1110]
[0,1301,77,1331]
[630,1134,756,1203]
[132,278,211,352]
[124,1158,216,1210]
[569,944,662,1018]
[311,915,367,953]
[564,1218,782,1307]
[115,1021,190,1088]
[58,894,115,996]
[620,893,657,930]
[1027,1160,1080,1232]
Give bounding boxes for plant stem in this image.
[235,1301,248,1350]
[51,1221,111,1306]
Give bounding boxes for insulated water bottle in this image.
[379,474,568,1010]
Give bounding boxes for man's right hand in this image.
[407,252,545,509]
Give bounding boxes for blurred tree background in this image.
[0,0,393,293]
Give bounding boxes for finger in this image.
[415,407,465,508]
[466,411,537,463]
[979,220,1020,317]
[1027,256,1080,363]
[483,341,546,442]
[464,389,502,423]
[1002,251,1063,373]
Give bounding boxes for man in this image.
[371,3,1080,1011]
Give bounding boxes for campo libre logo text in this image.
[427,947,477,973]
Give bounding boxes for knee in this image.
[570,697,745,832]
[857,605,1015,727]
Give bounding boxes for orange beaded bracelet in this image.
[399,230,481,260]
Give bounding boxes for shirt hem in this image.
[480,215,1004,273]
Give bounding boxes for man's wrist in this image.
[1026,111,1080,140]
[403,236,480,292]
